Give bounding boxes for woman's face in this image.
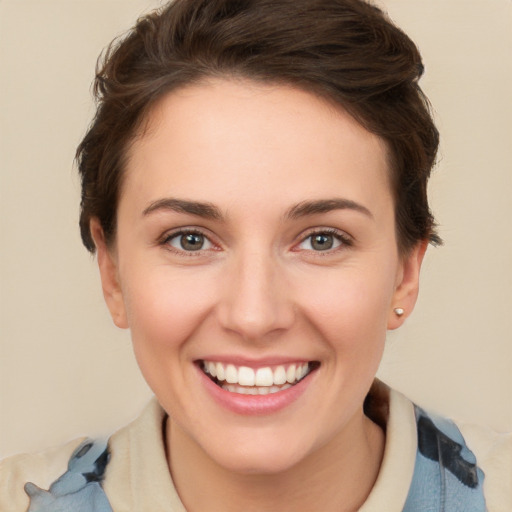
[94,79,423,474]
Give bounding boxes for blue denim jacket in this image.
[25,406,486,512]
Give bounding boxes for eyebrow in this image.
[142,197,372,221]
[285,198,373,220]
[142,198,223,220]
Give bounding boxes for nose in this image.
[217,248,295,342]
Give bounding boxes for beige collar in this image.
[104,381,417,511]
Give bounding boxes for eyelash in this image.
[159,227,352,256]
[294,228,353,255]
[159,228,219,256]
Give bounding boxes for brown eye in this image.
[296,230,349,252]
[167,231,212,252]
[181,233,204,251]
[311,234,334,251]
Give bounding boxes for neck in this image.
[166,412,384,512]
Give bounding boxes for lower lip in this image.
[197,365,315,415]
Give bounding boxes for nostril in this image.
[217,299,296,341]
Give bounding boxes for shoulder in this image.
[0,438,85,511]
[458,421,512,511]
[381,384,511,511]
[0,398,180,512]
[407,397,512,511]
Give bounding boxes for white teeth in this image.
[225,364,238,384]
[216,362,225,381]
[207,361,217,377]
[223,384,290,395]
[255,367,273,386]
[273,366,287,385]
[286,364,296,384]
[203,360,313,392]
[238,366,255,386]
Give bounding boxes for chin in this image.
[200,429,317,476]
[215,450,306,476]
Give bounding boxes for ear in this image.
[387,240,428,330]
[90,218,128,329]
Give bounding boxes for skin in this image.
[91,79,426,512]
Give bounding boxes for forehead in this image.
[122,79,392,217]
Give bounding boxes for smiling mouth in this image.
[199,360,320,395]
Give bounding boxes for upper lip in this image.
[196,356,314,368]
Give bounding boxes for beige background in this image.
[1,0,511,458]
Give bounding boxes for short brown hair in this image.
[76,0,441,254]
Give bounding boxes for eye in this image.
[296,230,351,252]
[166,231,213,252]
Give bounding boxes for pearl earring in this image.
[394,307,404,316]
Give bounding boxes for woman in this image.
[1,0,510,510]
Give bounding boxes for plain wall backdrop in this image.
[1,0,511,458]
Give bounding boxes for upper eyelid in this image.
[298,227,352,242]
[161,226,214,240]
[164,228,200,236]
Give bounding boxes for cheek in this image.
[122,269,219,405]
[295,265,396,349]
[121,267,217,353]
